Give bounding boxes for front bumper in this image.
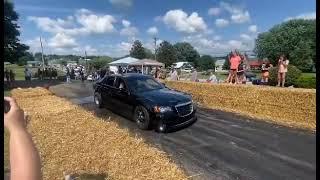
[153,109,197,128]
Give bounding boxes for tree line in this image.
[129,40,216,71]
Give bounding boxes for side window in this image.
[115,78,127,90]
[103,76,115,87]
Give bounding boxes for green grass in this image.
[301,73,316,78]
[4,64,65,80]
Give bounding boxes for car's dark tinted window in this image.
[126,77,164,93]
[103,76,115,86]
[115,78,127,90]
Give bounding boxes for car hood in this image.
[136,88,191,106]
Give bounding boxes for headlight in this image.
[154,106,172,113]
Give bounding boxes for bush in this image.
[269,65,302,86]
[294,75,316,89]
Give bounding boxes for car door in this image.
[112,77,135,118]
[100,76,116,109]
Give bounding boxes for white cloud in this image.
[154,16,162,22]
[240,34,251,41]
[147,26,158,35]
[75,9,116,34]
[213,35,222,41]
[231,11,250,24]
[48,33,77,48]
[215,18,229,27]
[162,9,207,33]
[220,2,250,24]
[119,20,138,37]
[109,0,133,8]
[122,20,131,27]
[208,7,221,16]
[284,12,316,21]
[248,25,257,33]
[28,9,117,36]
[120,26,138,36]
[183,34,253,56]
[25,35,101,55]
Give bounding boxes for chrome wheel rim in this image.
[136,110,145,124]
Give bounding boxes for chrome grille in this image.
[175,102,193,117]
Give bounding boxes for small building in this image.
[27,61,41,67]
[215,59,227,72]
[247,59,270,70]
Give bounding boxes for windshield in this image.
[127,77,164,93]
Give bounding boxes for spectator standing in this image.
[5,69,10,86]
[24,68,30,81]
[261,62,271,84]
[170,68,179,81]
[118,66,123,74]
[227,50,241,84]
[277,55,289,87]
[190,69,198,82]
[80,69,84,82]
[66,67,71,83]
[9,70,15,87]
[237,55,247,84]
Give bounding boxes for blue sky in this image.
[13,0,316,57]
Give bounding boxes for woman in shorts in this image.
[277,55,289,87]
[228,51,241,84]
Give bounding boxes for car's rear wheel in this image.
[94,92,103,108]
[134,106,151,130]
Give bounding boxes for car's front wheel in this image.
[94,92,103,108]
[134,106,151,130]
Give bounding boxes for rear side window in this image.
[103,76,115,86]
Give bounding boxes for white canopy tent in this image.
[108,57,139,66]
[129,59,164,74]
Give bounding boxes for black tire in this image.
[134,106,151,130]
[94,92,103,108]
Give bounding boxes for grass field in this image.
[4,64,65,80]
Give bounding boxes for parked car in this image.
[87,74,93,81]
[93,74,197,132]
[245,71,257,81]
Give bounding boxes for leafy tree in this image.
[144,48,154,59]
[130,40,146,59]
[34,52,43,61]
[222,53,231,70]
[59,60,68,66]
[197,55,216,71]
[89,56,113,69]
[173,42,200,66]
[254,19,316,72]
[157,41,177,67]
[4,0,30,63]
[17,52,34,66]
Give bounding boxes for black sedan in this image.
[93,74,197,132]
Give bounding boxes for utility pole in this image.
[40,37,45,71]
[154,37,157,61]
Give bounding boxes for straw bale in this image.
[12,88,187,180]
[165,81,316,131]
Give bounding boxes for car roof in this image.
[107,73,152,80]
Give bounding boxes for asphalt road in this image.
[49,81,316,180]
